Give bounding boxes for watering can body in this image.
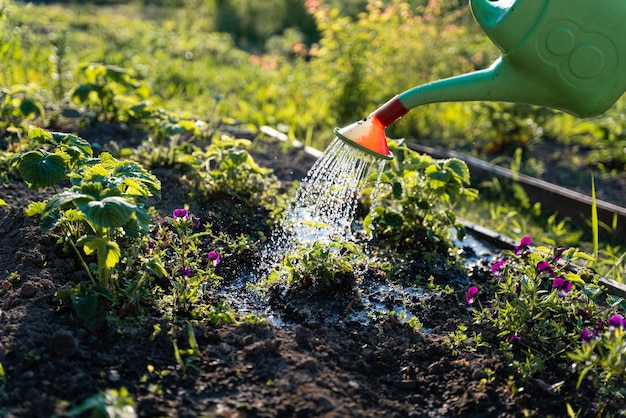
[471,0,626,117]
[336,0,626,159]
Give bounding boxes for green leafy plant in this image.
[468,236,626,414]
[568,318,626,415]
[172,323,201,379]
[266,239,368,290]
[363,140,477,253]
[471,239,602,374]
[191,135,284,212]
[11,128,160,293]
[67,386,136,418]
[70,63,151,123]
[150,208,223,318]
[0,85,46,137]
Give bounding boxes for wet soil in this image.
[0,130,605,418]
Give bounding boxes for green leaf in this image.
[147,257,168,278]
[91,285,115,302]
[40,208,61,232]
[78,196,136,228]
[27,127,53,143]
[70,84,96,103]
[45,191,92,212]
[226,148,250,166]
[426,169,451,189]
[19,98,45,119]
[53,132,93,159]
[0,199,6,207]
[104,241,121,269]
[78,236,121,269]
[78,235,104,256]
[113,161,161,196]
[71,291,98,322]
[25,201,46,216]
[444,158,471,184]
[16,150,67,188]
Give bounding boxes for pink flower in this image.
[514,236,532,255]
[608,314,626,329]
[173,208,188,220]
[208,251,221,267]
[465,286,479,305]
[491,260,506,277]
[552,277,572,294]
[537,261,554,278]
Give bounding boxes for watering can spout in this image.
[336,0,626,160]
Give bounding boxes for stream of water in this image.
[260,137,386,271]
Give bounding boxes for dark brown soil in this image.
[0,132,604,418]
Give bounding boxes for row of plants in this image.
[461,237,626,416]
[5,118,626,416]
[1,111,480,413]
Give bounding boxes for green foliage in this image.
[12,128,160,291]
[172,323,201,378]
[568,327,626,416]
[71,63,151,123]
[267,240,367,289]
[215,0,317,52]
[363,140,477,253]
[470,238,626,414]
[54,283,115,326]
[0,85,46,137]
[191,135,284,212]
[66,386,136,418]
[151,209,223,318]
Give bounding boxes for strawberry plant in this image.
[11,128,160,293]
[363,140,477,253]
[70,63,151,124]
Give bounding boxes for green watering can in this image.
[335,0,626,159]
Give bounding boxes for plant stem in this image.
[63,225,96,285]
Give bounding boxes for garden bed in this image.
[1,127,622,417]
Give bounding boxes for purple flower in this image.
[514,236,532,256]
[607,314,626,329]
[147,241,155,251]
[552,277,572,294]
[509,334,522,343]
[537,261,554,278]
[208,251,221,266]
[579,328,593,342]
[179,267,192,277]
[465,286,479,305]
[491,260,506,277]
[173,208,188,220]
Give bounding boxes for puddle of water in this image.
[219,137,505,330]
